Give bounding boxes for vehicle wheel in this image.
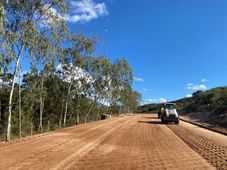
[161,117,164,123]
[175,121,179,124]
[161,117,166,124]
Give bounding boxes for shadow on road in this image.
[142,116,159,120]
[138,120,163,124]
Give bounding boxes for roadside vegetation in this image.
[139,87,227,128]
[0,1,141,141]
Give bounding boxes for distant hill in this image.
[139,86,227,128]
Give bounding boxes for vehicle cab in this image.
[158,103,179,124]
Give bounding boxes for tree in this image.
[0,1,142,141]
[57,34,95,126]
[110,58,133,112]
[1,0,68,141]
[83,57,135,122]
[84,56,111,123]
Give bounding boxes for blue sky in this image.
[24,0,227,104]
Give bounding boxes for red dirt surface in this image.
[1,114,225,170]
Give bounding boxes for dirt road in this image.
[0,114,226,170]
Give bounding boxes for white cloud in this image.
[144,98,158,102]
[186,83,193,86]
[186,83,207,91]
[201,78,209,83]
[39,0,108,28]
[141,98,158,105]
[186,94,192,98]
[134,77,144,82]
[64,0,108,23]
[141,97,168,104]
[44,0,108,24]
[159,98,167,103]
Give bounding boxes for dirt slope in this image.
[0,114,226,170]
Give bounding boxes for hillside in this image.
[140,86,227,128]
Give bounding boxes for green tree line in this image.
[0,0,141,141]
[139,87,227,128]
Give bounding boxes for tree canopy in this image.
[0,0,141,141]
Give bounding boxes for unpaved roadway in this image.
[0,114,226,170]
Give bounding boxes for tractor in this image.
[158,103,179,124]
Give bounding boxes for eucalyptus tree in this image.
[83,56,112,123]
[120,87,141,113]
[110,58,133,109]
[22,67,40,121]
[0,0,68,141]
[59,64,80,127]
[57,34,95,127]
[83,57,133,123]
[0,1,7,71]
[38,71,45,133]
[129,90,142,112]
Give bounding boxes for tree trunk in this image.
[119,105,122,115]
[30,122,33,136]
[76,112,80,125]
[84,83,111,124]
[76,95,80,125]
[84,102,95,124]
[38,77,44,133]
[106,105,109,114]
[47,120,50,132]
[96,105,101,120]
[59,99,64,128]
[63,100,68,127]
[19,67,22,139]
[39,97,43,133]
[84,93,105,124]
[63,84,72,127]
[0,100,1,122]
[6,46,24,142]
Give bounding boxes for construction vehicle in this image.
[101,114,112,120]
[158,103,179,124]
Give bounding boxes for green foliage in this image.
[0,1,141,141]
[176,87,227,114]
[139,87,227,125]
[139,104,160,113]
[0,58,141,140]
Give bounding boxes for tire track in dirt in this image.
[67,115,141,170]
[167,124,227,170]
[0,116,124,148]
[0,116,132,170]
[3,116,137,170]
[179,121,227,150]
[0,114,218,170]
[52,115,139,170]
[66,114,215,170]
